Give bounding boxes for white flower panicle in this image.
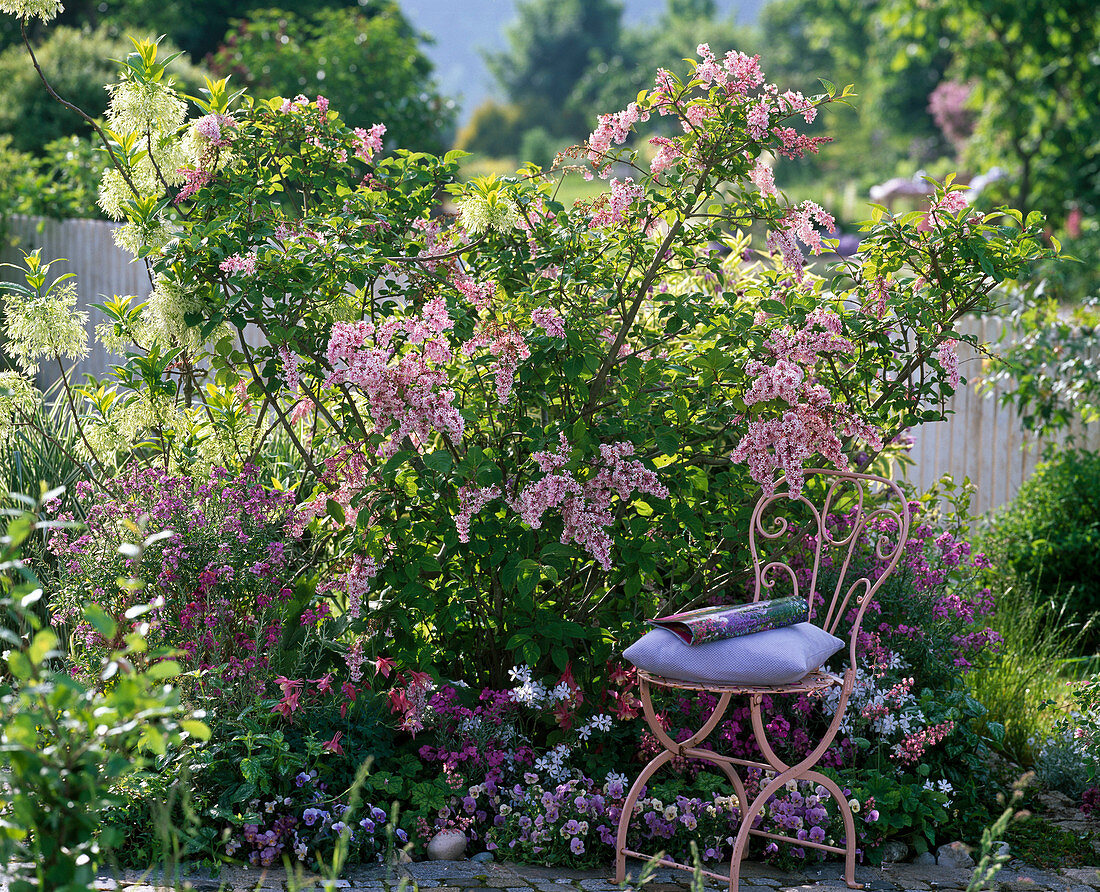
[0,371,38,439]
[106,80,187,135]
[0,0,63,21]
[457,194,520,235]
[3,280,88,372]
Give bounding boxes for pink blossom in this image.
[591,178,645,228]
[279,345,301,394]
[324,302,463,454]
[587,102,649,164]
[353,123,386,162]
[649,137,682,176]
[463,321,530,405]
[508,436,667,569]
[195,113,235,147]
[531,307,565,339]
[937,338,960,389]
[220,252,258,277]
[927,189,969,226]
[748,159,776,197]
[454,274,496,310]
[176,166,213,201]
[455,484,501,543]
[747,101,771,140]
[322,730,344,755]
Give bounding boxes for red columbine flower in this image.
[406,669,432,690]
[374,656,395,678]
[272,688,301,718]
[339,681,359,718]
[322,731,344,755]
[313,672,334,695]
[275,675,303,695]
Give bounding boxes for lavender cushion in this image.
[623,622,844,686]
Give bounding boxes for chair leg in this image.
[614,749,674,883]
[805,771,863,890]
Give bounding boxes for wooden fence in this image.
[0,214,149,386]
[901,314,1100,514]
[2,214,1096,512]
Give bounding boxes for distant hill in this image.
[399,0,767,123]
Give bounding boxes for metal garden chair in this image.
[614,468,911,891]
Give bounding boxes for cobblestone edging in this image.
[46,858,1100,892]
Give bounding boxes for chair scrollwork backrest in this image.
[748,468,911,667]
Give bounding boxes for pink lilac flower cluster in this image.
[731,310,882,497]
[590,178,646,228]
[48,466,298,699]
[937,338,960,389]
[455,484,502,543]
[195,113,235,147]
[219,251,257,276]
[748,159,777,197]
[353,123,386,162]
[507,435,668,569]
[222,778,408,868]
[605,44,827,181]
[530,306,565,339]
[587,101,650,163]
[765,201,836,283]
[926,189,969,227]
[324,298,463,455]
[462,320,531,405]
[176,165,213,201]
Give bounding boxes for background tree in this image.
[210,3,455,152]
[0,26,205,155]
[484,0,624,141]
[883,0,1100,224]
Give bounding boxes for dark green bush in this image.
[983,449,1100,632]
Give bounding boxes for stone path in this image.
[79,857,1100,892]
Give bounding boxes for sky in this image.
[398,0,766,123]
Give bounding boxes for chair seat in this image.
[637,667,844,696]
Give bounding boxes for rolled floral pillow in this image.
[648,595,808,645]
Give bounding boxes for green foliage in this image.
[985,290,1099,439]
[0,134,107,226]
[0,26,204,156]
[0,494,207,892]
[209,3,455,153]
[967,587,1089,764]
[982,449,1100,634]
[1004,815,1097,869]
